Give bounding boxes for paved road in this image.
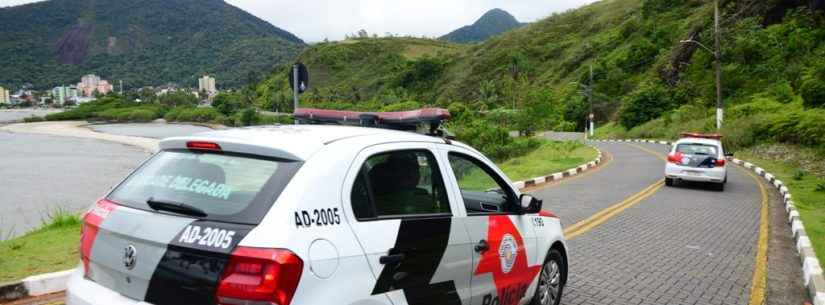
[87,123,212,139]
[529,136,806,305]
[0,131,149,240]
[0,109,61,123]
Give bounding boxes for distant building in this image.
[198,75,216,93]
[52,86,78,105]
[0,86,9,104]
[77,74,114,96]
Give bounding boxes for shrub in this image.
[23,116,45,123]
[165,107,225,123]
[454,119,540,162]
[213,93,248,115]
[800,79,825,108]
[379,101,421,112]
[619,82,673,129]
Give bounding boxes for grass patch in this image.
[498,140,599,182]
[0,211,81,283]
[737,149,825,267]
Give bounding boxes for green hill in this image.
[0,0,305,89]
[256,0,825,149]
[440,9,526,43]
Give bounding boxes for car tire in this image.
[665,178,674,187]
[531,249,565,305]
[715,182,725,192]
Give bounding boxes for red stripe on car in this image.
[80,199,117,277]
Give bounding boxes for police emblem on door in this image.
[498,234,517,274]
[123,245,137,270]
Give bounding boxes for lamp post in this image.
[681,0,722,130]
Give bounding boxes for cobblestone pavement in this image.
[531,140,806,305]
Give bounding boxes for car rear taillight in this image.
[715,158,726,167]
[187,141,222,152]
[667,152,683,164]
[216,247,303,305]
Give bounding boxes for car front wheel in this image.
[532,249,565,305]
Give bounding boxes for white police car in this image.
[67,108,568,305]
[665,133,731,191]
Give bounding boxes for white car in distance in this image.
[665,133,731,191]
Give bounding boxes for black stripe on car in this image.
[144,221,253,305]
[371,217,462,305]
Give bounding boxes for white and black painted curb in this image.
[512,146,604,190]
[0,269,74,302]
[592,138,825,305]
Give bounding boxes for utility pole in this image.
[713,0,723,130]
[588,65,594,138]
[119,80,123,95]
[680,0,723,130]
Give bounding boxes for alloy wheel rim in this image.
[538,260,560,305]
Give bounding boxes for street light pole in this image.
[713,0,723,130]
[680,0,723,130]
[588,65,594,138]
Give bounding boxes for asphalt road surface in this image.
[0,131,149,240]
[531,135,807,305]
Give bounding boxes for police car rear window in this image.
[108,150,301,224]
[676,143,718,156]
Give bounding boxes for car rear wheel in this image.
[665,178,674,187]
[715,182,725,192]
[532,249,565,305]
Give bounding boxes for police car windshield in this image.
[108,150,301,224]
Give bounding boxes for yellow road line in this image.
[561,143,669,239]
[565,180,665,239]
[740,167,769,305]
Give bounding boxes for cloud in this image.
[0,0,598,42]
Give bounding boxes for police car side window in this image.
[351,150,451,220]
[447,153,517,214]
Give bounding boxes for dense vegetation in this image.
[251,0,825,153]
[42,91,292,127]
[0,0,304,89]
[440,9,526,43]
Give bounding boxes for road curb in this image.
[0,269,75,302]
[512,145,603,190]
[591,138,825,305]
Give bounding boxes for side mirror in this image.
[519,194,543,214]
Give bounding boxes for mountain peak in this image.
[441,8,524,43]
[476,8,519,25]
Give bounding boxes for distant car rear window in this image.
[108,150,301,224]
[676,143,718,156]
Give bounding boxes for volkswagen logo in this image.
[123,245,137,270]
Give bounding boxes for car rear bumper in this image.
[665,164,726,183]
[66,268,149,305]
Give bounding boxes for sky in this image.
[0,0,597,42]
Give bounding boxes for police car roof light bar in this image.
[294,108,452,137]
[680,132,723,140]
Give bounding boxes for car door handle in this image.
[474,239,490,253]
[379,253,405,265]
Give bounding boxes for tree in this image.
[619,82,672,129]
[212,92,246,115]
